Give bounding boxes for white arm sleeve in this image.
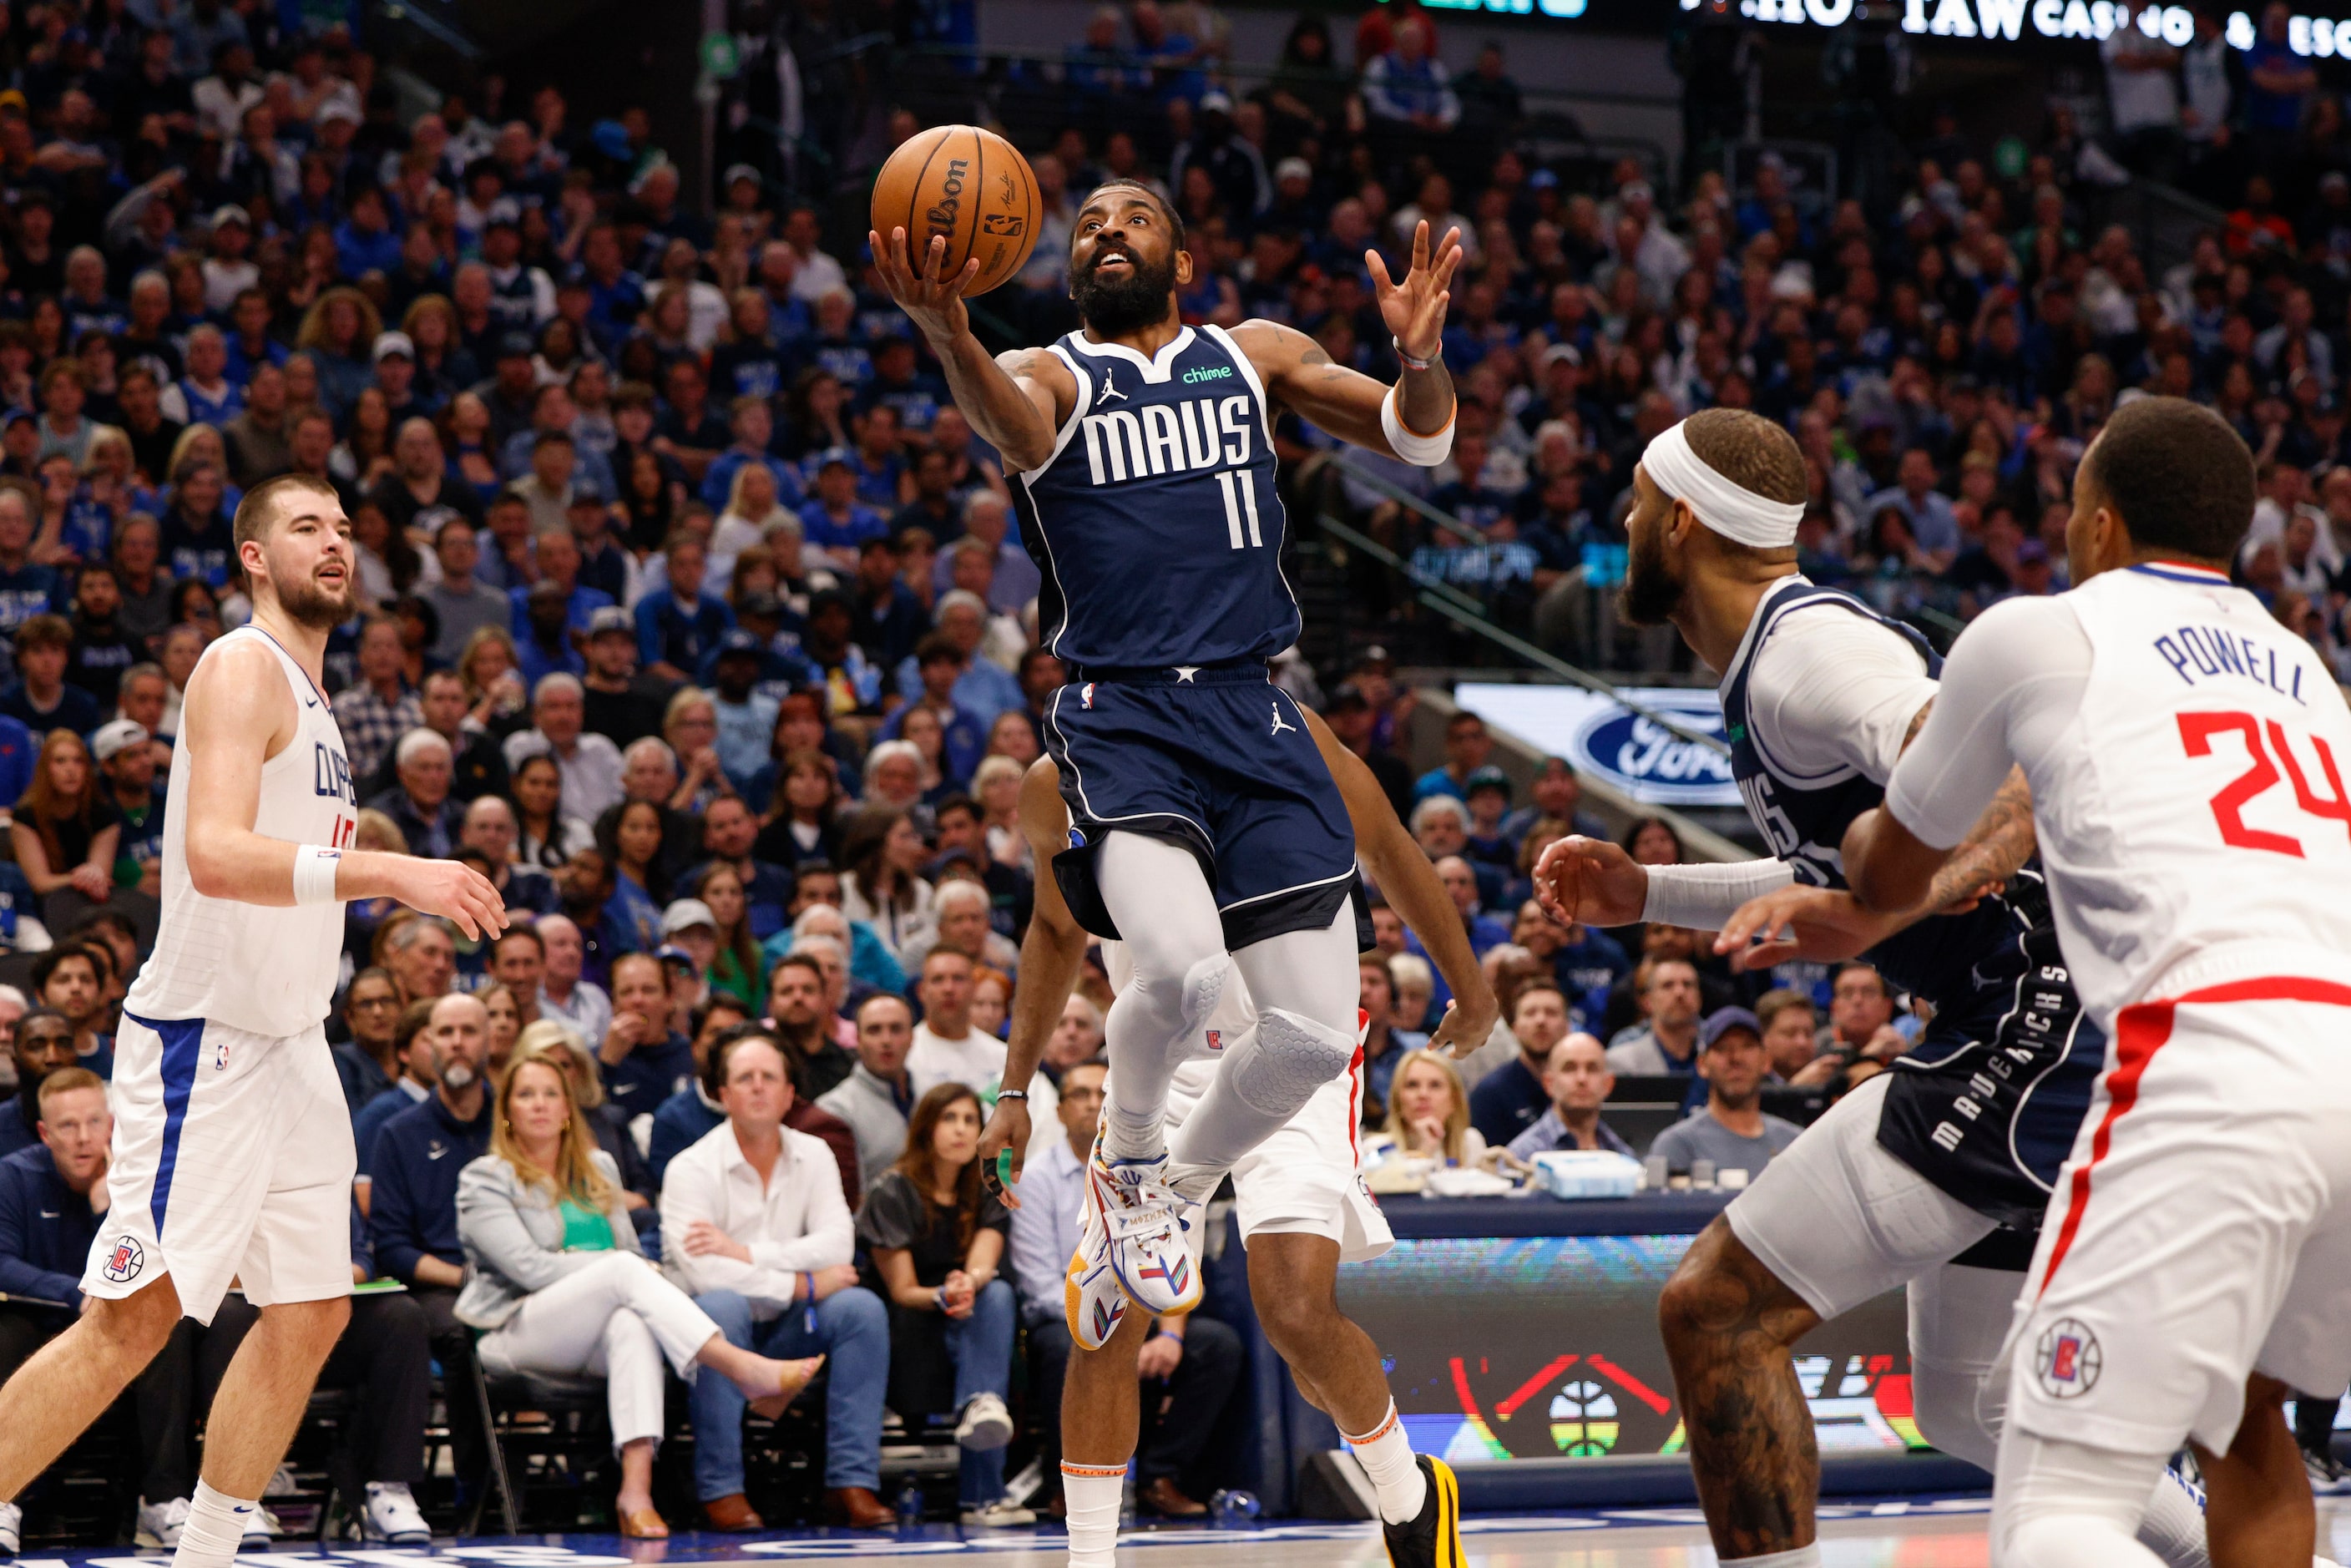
[1746,606,1941,785]
[1641,857,1797,929]
[1884,596,2093,849]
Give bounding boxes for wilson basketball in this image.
[870,124,1040,297]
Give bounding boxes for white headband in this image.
[1642,421,1803,549]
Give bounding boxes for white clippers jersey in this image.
[126,626,359,1039]
[1985,564,2351,1021]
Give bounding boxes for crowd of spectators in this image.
[0,0,2335,1538]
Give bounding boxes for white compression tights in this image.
[1992,1430,2172,1568]
[1093,832,1360,1169]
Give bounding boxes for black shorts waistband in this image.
[1067,660,1271,687]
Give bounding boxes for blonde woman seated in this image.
[455,1051,823,1538]
[1363,1049,1489,1171]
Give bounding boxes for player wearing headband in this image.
[1533,410,2224,1568]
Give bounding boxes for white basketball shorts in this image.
[85,1013,357,1324]
[1727,1071,2000,1320]
[2006,975,2351,1458]
[1162,1046,1393,1265]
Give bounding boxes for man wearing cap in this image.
[568,483,635,606]
[1536,408,2116,1568]
[369,331,427,427]
[581,606,669,751]
[796,449,887,569]
[709,631,781,792]
[480,218,556,334]
[474,331,542,452]
[1319,681,1413,822]
[91,720,163,898]
[1646,1009,1801,1177]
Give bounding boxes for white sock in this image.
[2136,1466,2211,1568]
[169,1480,257,1568]
[1061,1461,1125,1568]
[1720,1550,1823,1567]
[1342,1402,1428,1525]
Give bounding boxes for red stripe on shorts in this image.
[2036,974,2351,1298]
[1346,1044,1363,1166]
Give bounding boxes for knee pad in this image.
[1911,1357,2000,1473]
[1179,952,1233,1056]
[1223,1008,1356,1115]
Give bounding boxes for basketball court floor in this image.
[18,1498,2351,1568]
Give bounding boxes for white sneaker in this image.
[263,1464,299,1498]
[0,1498,18,1555]
[955,1391,1014,1452]
[239,1503,281,1547]
[1083,1131,1207,1317]
[361,1481,432,1545]
[959,1500,1036,1528]
[134,1495,192,1550]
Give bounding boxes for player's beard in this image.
[1617,516,1686,625]
[1071,245,1179,338]
[270,562,358,630]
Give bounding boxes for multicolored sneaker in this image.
[1063,1233,1129,1351]
[1079,1130,1206,1317]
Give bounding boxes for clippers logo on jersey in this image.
[100,1236,143,1282]
[2035,1318,2102,1398]
[1206,1029,1223,1052]
[314,742,356,806]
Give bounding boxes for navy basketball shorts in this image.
[1043,666,1355,951]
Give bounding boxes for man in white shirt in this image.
[663,1034,892,1532]
[502,674,625,822]
[1005,1060,1243,1518]
[535,914,611,1050]
[907,948,1004,1097]
[2101,4,2180,179]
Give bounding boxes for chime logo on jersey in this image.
[2035,1318,2102,1398]
[100,1236,143,1283]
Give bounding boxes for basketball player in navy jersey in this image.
[1536,410,2248,1568]
[872,186,1464,1322]
[0,474,509,1566]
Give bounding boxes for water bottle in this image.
[1207,1490,1261,1525]
[895,1474,924,1526]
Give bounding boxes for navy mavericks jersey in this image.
[1721,579,2102,1232]
[1010,325,1300,670]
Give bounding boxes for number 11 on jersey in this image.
[1214,470,1263,550]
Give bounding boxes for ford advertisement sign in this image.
[1453,684,1741,807]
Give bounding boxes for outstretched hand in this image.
[1368,220,1463,362]
[1533,835,1647,929]
[868,225,978,346]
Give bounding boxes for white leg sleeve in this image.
[1909,1262,2019,1474]
[1992,1428,2171,1568]
[1167,907,1360,1172]
[1094,833,1231,1161]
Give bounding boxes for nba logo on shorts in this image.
[1080,682,1096,710]
[2035,1318,2101,1399]
[99,1236,144,1283]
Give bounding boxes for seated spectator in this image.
[1008,1060,1243,1519]
[195,1198,436,1545]
[853,1083,1030,1527]
[367,991,495,1489]
[0,1069,210,1547]
[1605,957,1702,1075]
[353,999,438,1210]
[514,1025,657,1214]
[662,1033,893,1531]
[1356,956,1420,1120]
[840,807,935,964]
[503,673,626,825]
[1468,982,1572,1147]
[1819,962,1905,1087]
[1510,899,1627,1029]
[646,1012,860,1206]
[0,616,101,738]
[1502,756,1609,843]
[379,911,458,1004]
[904,876,1022,980]
[12,729,118,906]
[0,1009,75,1161]
[455,1051,822,1540]
[331,967,403,1120]
[1757,988,1828,1084]
[33,944,110,1076]
[818,993,917,1191]
[463,797,562,917]
[599,952,697,1115]
[538,912,613,1049]
[1504,1033,1631,1160]
[1433,854,1509,953]
[1367,1049,1486,1167]
[1648,1008,1804,1176]
[367,728,460,857]
[1413,711,1492,803]
[908,946,1005,1097]
[760,950,858,1100]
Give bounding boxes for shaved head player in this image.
[0,473,506,1564]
